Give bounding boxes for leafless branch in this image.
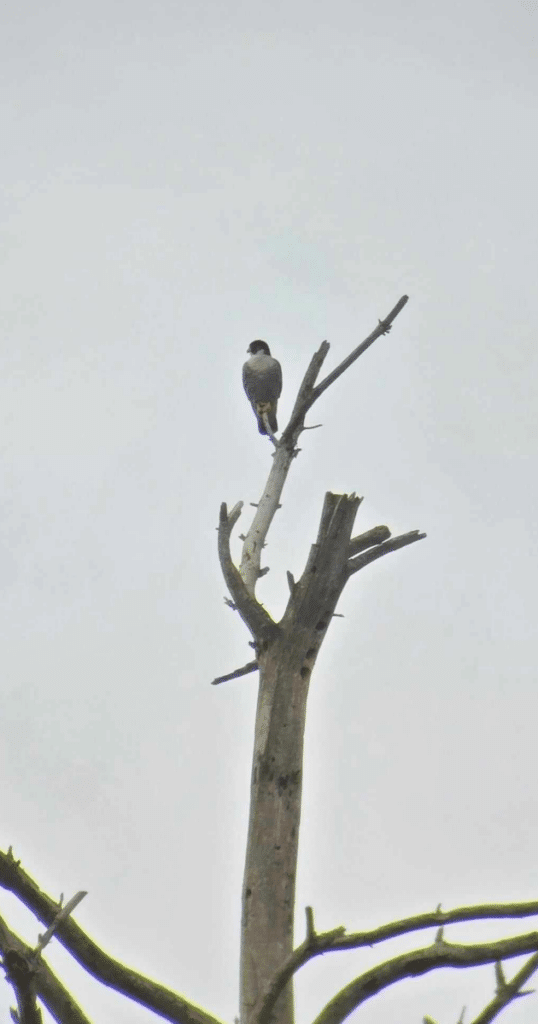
[2,946,42,1024]
[312,933,538,1024]
[312,900,538,953]
[238,443,299,596]
[347,529,426,575]
[211,661,258,685]
[312,295,409,401]
[471,953,538,1024]
[280,296,408,448]
[348,525,391,557]
[280,341,331,443]
[218,503,279,644]
[0,849,224,1024]
[251,898,538,1023]
[0,913,91,1024]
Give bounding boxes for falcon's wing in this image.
[243,358,282,405]
[272,360,283,400]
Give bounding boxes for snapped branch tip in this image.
[305,906,316,941]
[211,660,258,685]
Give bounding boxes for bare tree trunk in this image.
[240,640,309,1024]
[240,494,361,1024]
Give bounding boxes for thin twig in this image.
[212,661,258,685]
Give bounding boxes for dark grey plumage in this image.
[243,340,283,435]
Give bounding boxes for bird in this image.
[243,340,283,435]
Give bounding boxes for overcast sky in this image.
[1,0,537,1021]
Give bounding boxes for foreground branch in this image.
[0,913,91,1024]
[337,900,538,950]
[0,849,223,1024]
[254,900,538,1023]
[313,933,538,1024]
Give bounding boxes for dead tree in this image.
[215,295,538,1024]
[217,296,425,1023]
[2,296,538,1024]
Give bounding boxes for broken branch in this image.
[348,525,391,557]
[0,850,224,1024]
[218,503,279,643]
[347,530,426,575]
[211,661,258,685]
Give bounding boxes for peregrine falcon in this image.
[243,340,283,435]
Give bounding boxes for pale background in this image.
[1,0,537,1021]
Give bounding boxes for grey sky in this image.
[1,0,537,1021]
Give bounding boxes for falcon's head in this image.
[247,340,271,356]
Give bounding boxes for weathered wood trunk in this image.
[240,640,309,1024]
[240,494,361,1024]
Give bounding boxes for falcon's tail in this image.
[256,402,278,435]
